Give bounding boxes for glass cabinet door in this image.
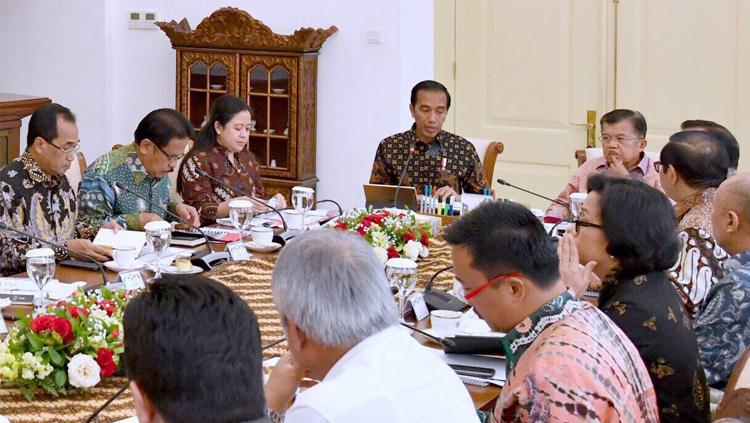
[182,52,235,129]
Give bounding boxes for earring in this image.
[216,130,221,135]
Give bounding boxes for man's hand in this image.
[175,203,201,227]
[264,353,305,414]
[101,220,124,233]
[66,239,112,262]
[137,213,163,229]
[435,185,459,201]
[271,193,287,210]
[557,233,600,297]
[607,154,629,177]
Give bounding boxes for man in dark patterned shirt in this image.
[369,80,488,200]
[0,104,116,276]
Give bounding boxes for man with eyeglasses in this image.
[544,109,661,223]
[0,103,118,276]
[79,108,200,230]
[446,200,659,422]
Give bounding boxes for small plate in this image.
[266,129,276,134]
[210,84,224,90]
[104,260,145,272]
[161,265,203,274]
[272,88,285,94]
[244,241,282,253]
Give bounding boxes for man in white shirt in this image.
[264,230,477,423]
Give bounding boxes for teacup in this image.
[251,227,274,247]
[430,310,462,338]
[113,246,138,268]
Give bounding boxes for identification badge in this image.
[409,292,430,321]
[120,271,145,290]
[227,241,251,261]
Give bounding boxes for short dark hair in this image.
[410,80,451,110]
[660,130,729,189]
[600,109,647,138]
[26,103,76,150]
[133,108,194,148]
[680,119,723,130]
[445,200,559,288]
[706,126,740,169]
[124,274,266,423]
[587,174,680,279]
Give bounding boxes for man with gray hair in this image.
[264,230,477,423]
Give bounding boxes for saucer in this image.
[244,241,282,253]
[210,84,224,89]
[272,88,285,94]
[104,260,145,272]
[161,265,203,274]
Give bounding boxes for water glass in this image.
[145,220,172,280]
[291,186,314,230]
[229,199,254,237]
[385,258,418,322]
[26,248,56,308]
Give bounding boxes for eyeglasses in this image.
[599,135,642,146]
[47,140,81,154]
[154,143,185,163]
[573,219,603,233]
[654,161,664,173]
[464,271,523,300]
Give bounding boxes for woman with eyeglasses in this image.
[178,95,286,224]
[655,130,730,319]
[559,173,710,423]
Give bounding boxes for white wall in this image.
[0,0,434,209]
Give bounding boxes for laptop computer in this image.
[363,184,419,209]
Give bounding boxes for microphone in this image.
[400,322,457,348]
[422,266,467,312]
[114,182,230,271]
[85,336,289,422]
[194,169,297,245]
[0,221,109,285]
[496,178,574,236]
[393,145,416,208]
[312,199,343,217]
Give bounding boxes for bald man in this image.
[694,173,750,388]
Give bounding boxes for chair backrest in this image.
[715,346,750,420]
[574,147,659,167]
[64,151,86,195]
[466,137,505,187]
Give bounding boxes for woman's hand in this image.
[558,233,600,297]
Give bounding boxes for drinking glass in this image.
[291,186,314,230]
[385,258,418,322]
[144,220,172,280]
[26,248,56,308]
[229,200,254,237]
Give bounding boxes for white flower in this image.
[21,369,34,380]
[420,244,430,258]
[403,240,421,261]
[370,230,389,249]
[67,354,101,388]
[373,247,388,264]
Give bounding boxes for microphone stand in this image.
[84,337,289,422]
[393,145,416,209]
[0,221,109,285]
[495,178,574,236]
[422,266,466,312]
[114,182,230,271]
[195,169,298,245]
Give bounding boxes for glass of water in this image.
[229,200,254,238]
[385,258,418,322]
[26,248,56,308]
[144,220,172,280]
[291,186,314,230]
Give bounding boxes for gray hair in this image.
[272,229,397,347]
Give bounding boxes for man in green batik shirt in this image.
[78,109,200,230]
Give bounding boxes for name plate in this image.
[227,241,251,261]
[409,292,430,321]
[120,271,145,290]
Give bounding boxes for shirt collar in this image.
[726,250,750,272]
[122,143,151,185]
[323,325,401,382]
[408,123,445,147]
[675,188,715,222]
[500,290,581,370]
[20,152,62,186]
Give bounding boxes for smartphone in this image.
[447,364,495,378]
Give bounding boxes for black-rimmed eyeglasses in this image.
[573,219,603,232]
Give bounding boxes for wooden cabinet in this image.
[158,7,336,201]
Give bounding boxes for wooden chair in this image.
[64,151,86,194]
[467,138,505,186]
[715,346,750,421]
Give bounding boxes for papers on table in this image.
[138,247,195,266]
[93,229,146,255]
[422,345,507,387]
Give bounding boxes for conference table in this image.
[0,234,501,422]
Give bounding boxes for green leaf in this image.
[54,369,66,387]
[28,333,43,351]
[48,348,63,366]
